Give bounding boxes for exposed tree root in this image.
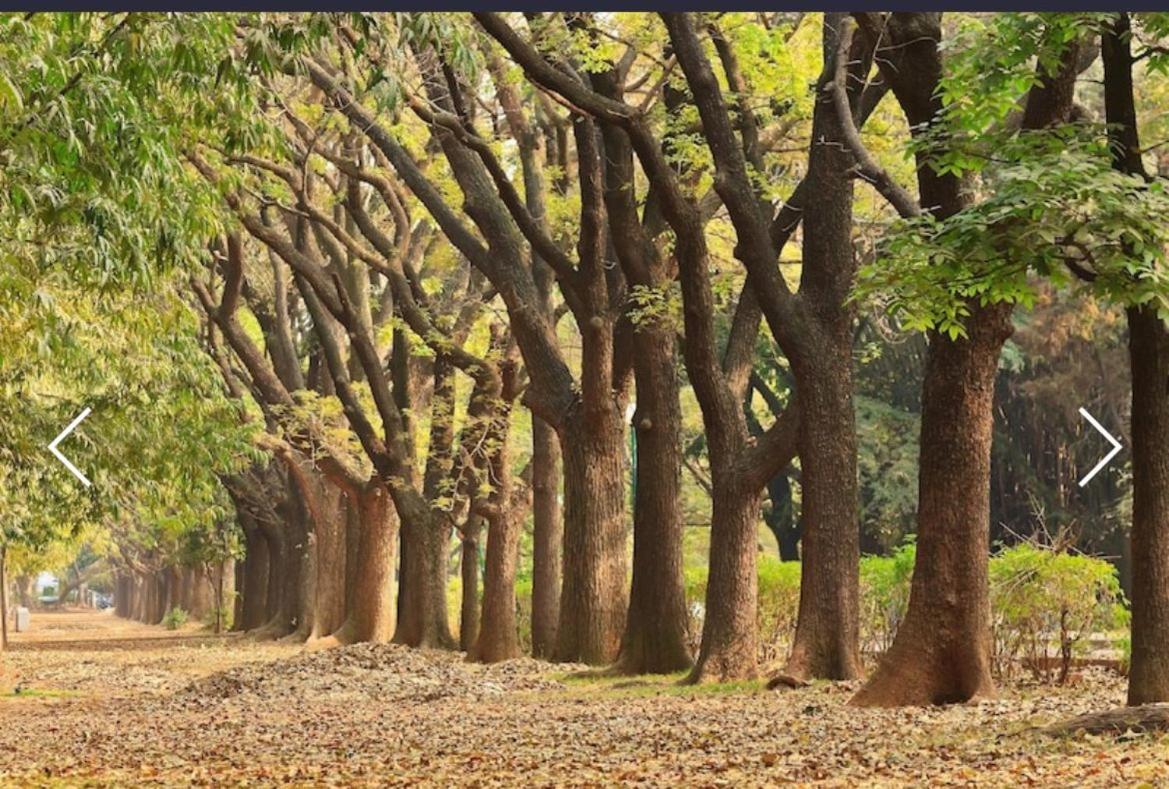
[1046,704,1169,736]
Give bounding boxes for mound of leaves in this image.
[179,642,568,705]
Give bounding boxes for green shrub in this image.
[162,607,188,630]
[989,544,1127,683]
[860,542,916,654]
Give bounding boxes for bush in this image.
[989,544,1127,683]
[162,607,188,631]
[860,542,916,654]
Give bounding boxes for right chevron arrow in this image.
[1078,406,1123,488]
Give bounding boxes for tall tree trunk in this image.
[783,16,863,681]
[459,517,482,652]
[851,13,1082,706]
[688,478,764,682]
[529,416,562,659]
[785,349,862,680]
[852,305,1010,705]
[469,410,522,664]
[1101,13,1169,706]
[1126,306,1169,704]
[615,323,692,674]
[554,407,629,665]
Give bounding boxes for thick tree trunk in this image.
[459,517,482,652]
[554,407,629,665]
[257,522,292,637]
[306,475,348,640]
[1126,306,1169,704]
[688,478,764,682]
[616,322,692,674]
[852,304,1010,706]
[331,486,398,644]
[239,519,271,632]
[785,349,862,680]
[529,416,562,659]
[393,506,455,649]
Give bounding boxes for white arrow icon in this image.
[48,406,92,488]
[1078,407,1123,488]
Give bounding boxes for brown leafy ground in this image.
[0,611,1166,787]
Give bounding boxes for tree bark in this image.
[459,517,482,652]
[1126,306,1169,704]
[393,507,455,649]
[469,401,523,664]
[689,480,765,682]
[239,517,271,632]
[1,545,8,650]
[616,322,692,673]
[331,485,398,644]
[782,15,863,682]
[1100,11,1169,707]
[852,304,1010,705]
[529,416,562,659]
[785,349,862,680]
[554,406,629,665]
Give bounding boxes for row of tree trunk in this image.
[114,563,229,629]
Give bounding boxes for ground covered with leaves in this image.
[0,611,1165,786]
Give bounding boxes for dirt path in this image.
[0,611,1165,786]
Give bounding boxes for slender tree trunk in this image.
[616,322,692,674]
[785,349,862,680]
[783,17,863,681]
[15,575,33,610]
[231,559,245,632]
[852,305,1010,705]
[554,407,629,665]
[1126,306,1169,704]
[470,412,522,664]
[529,416,562,658]
[459,517,482,652]
[470,506,522,663]
[688,477,764,682]
[1,545,8,650]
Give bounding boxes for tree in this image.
[852,13,1119,705]
[1100,11,1169,704]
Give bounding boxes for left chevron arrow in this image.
[48,406,92,488]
